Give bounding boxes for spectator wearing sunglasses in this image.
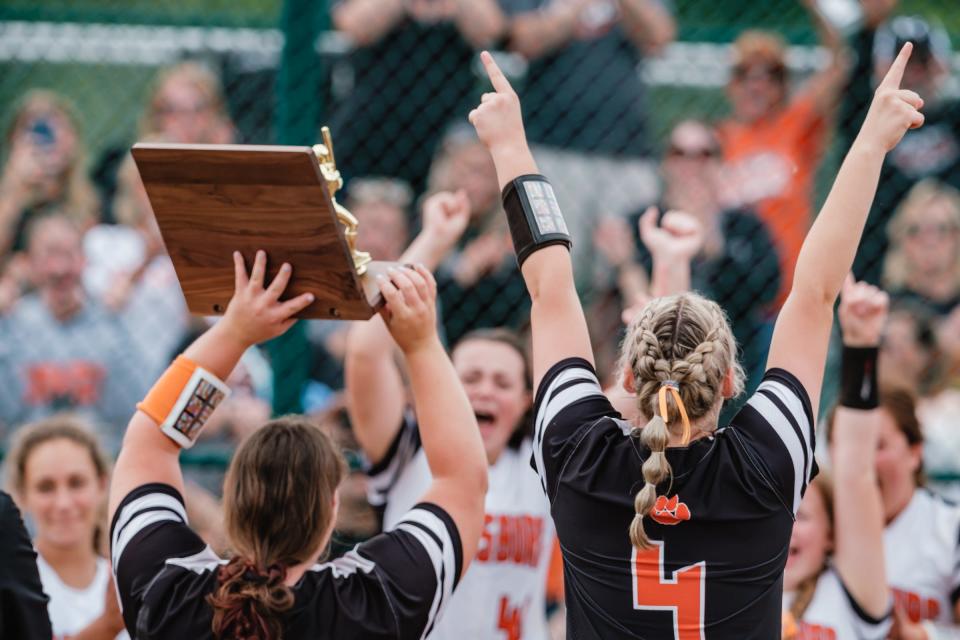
[717,0,846,308]
[623,120,781,408]
[93,62,236,225]
[883,179,960,320]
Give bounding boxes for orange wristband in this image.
[137,355,230,448]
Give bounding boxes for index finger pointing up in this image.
[880,42,913,90]
[480,51,513,94]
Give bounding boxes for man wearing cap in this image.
[840,3,960,284]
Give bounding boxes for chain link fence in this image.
[1,0,959,501]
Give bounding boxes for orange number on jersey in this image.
[797,622,837,640]
[632,541,706,640]
[497,596,522,640]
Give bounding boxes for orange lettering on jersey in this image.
[892,588,941,623]
[25,362,105,406]
[650,495,692,526]
[796,621,837,640]
[477,513,544,567]
[477,514,494,563]
[632,541,705,640]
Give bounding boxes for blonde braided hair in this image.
[621,293,745,550]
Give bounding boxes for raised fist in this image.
[639,207,704,264]
[838,274,889,348]
[421,189,471,252]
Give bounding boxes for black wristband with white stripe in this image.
[839,346,879,410]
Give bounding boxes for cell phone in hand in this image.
[28,118,57,149]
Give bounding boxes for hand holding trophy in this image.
[132,127,397,320]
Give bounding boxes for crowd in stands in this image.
[1,0,959,638]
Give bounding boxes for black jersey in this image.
[0,491,53,640]
[109,483,462,639]
[533,358,817,639]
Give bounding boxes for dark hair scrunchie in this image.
[209,558,294,640]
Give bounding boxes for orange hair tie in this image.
[657,381,692,445]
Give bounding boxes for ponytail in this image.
[629,382,691,550]
[207,557,295,640]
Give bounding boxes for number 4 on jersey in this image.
[497,596,522,640]
[632,541,706,640]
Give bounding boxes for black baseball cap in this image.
[874,15,951,66]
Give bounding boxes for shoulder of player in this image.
[809,565,892,632]
[913,488,960,534]
[744,369,814,426]
[563,414,633,451]
[295,557,372,593]
[534,357,603,412]
[134,561,220,635]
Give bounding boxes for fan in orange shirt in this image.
[718,0,847,307]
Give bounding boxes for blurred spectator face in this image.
[354,201,408,262]
[662,121,722,196]
[452,338,531,465]
[156,78,216,144]
[445,141,500,220]
[784,481,831,590]
[900,196,960,276]
[874,408,922,520]
[21,437,106,550]
[880,311,935,392]
[8,96,80,184]
[727,32,788,123]
[28,216,85,309]
[727,60,787,123]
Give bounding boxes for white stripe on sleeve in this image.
[757,379,814,449]
[747,389,810,514]
[111,492,187,567]
[759,379,815,483]
[533,366,603,492]
[395,508,457,639]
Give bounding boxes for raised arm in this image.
[617,0,676,55]
[453,0,507,48]
[469,51,593,390]
[862,0,898,30]
[796,0,848,115]
[638,207,703,298]
[376,265,487,572]
[765,43,922,412]
[506,0,588,61]
[344,191,469,464]
[108,251,314,519]
[332,0,406,47]
[832,276,891,619]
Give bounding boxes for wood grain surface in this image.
[133,143,391,320]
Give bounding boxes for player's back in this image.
[534,360,815,639]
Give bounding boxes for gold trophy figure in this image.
[313,127,372,276]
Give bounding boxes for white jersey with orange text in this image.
[785,566,891,640]
[367,414,554,640]
[884,488,960,626]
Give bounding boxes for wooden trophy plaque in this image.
[132,134,393,321]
